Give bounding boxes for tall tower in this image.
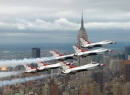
[123,60,130,83]
[32,48,41,58]
[77,12,90,81]
[125,46,130,60]
[77,12,88,66]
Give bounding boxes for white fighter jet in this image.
[37,61,75,71]
[24,64,37,73]
[80,37,116,49]
[37,62,61,71]
[50,50,75,60]
[60,61,106,74]
[73,45,113,57]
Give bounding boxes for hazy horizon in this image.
[0,42,129,51]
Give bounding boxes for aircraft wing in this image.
[76,52,98,57]
[70,65,95,72]
[56,54,75,60]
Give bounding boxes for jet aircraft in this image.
[37,62,61,71]
[60,61,106,74]
[37,61,75,71]
[50,50,75,60]
[80,37,116,49]
[24,64,37,73]
[73,45,113,57]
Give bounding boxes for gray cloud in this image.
[0,0,129,21]
[0,18,130,30]
[0,0,130,43]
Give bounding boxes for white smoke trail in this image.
[0,73,59,87]
[0,56,54,67]
[0,70,24,78]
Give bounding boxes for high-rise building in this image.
[113,82,122,95]
[62,91,69,95]
[89,82,100,95]
[122,82,130,95]
[77,12,90,80]
[69,88,79,95]
[50,84,59,95]
[79,85,86,95]
[32,48,40,58]
[128,55,130,60]
[123,60,130,83]
[125,46,130,60]
[92,71,103,84]
[109,59,123,73]
[77,12,88,66]
[42,83,50,95]
[92,71,103,92]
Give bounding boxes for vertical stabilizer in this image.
[24,64,34,70]
[50,50,63,57]
[60,61,70,70]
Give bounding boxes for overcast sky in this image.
[0,0,130,43]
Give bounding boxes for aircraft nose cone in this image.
[114,42,117,44]
[102,64,106,66]
[109,50,114,52]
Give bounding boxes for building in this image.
[42,83,50,95]
[79,85,86,95]
[50,84,59,95]
[122,82,130,95]
[62,91,69,95]
[103,56,110,65]
[32,48,40,58]
[69,88,79,95]
[113,82,122,95]
[123,60,130,83]
[89,82,101,95]
[128,55,130,60]
[109,59,123,73]
[125,46,130,60]
[92,71,103,92]
[77,12,88,66]
[77,12,89,80]
[92,71,103,84]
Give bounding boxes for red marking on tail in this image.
[53,50,64,56]
[62,61,76,68]
[26,64,35,69]
[75,45,87,52]
[41,62,49,66]
[81,37,92,44]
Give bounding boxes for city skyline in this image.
[0,0,130,43]
[0,1,130,94]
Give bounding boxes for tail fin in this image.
[60,61,76,70]
[80,37,91,44]
[80,37,88,45]
[60,61,70,70]
[24,64,35,70]
[50,50,63,57]
[73,45,86,53]
[37,62,49,67]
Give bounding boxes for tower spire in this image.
[80,11,85,30]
